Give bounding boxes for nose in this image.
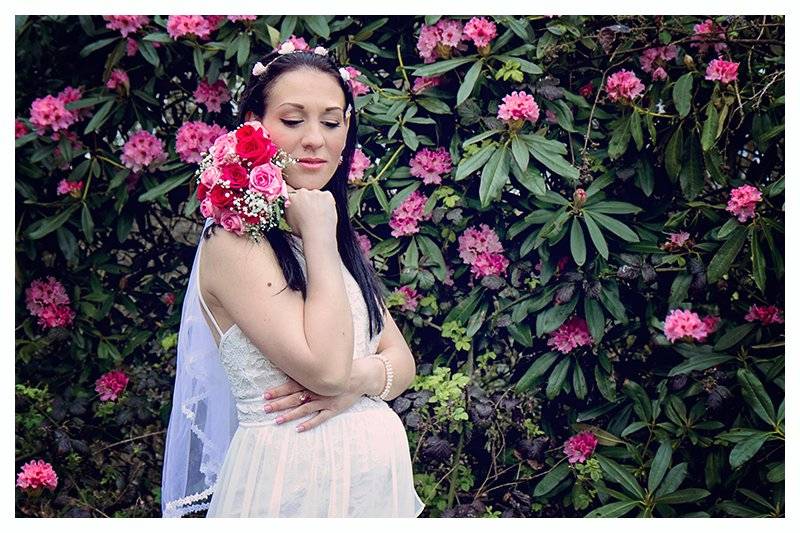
[300,122,325,152]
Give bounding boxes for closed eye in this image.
[281,119,342,129]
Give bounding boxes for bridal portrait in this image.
[15,13,785,518]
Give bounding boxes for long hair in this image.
[203,49,386,339]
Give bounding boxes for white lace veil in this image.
[161,217,238,517]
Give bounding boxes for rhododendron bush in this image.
[16,15,784,518]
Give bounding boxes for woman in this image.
[161,46,425,517]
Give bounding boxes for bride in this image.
[161,45,425,517]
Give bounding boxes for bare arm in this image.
[300,228,354,391]
[350,307,417,401]
[206,228,354,396]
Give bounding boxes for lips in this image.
[299,158,327,164]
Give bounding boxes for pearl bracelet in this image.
[368,354,393,401]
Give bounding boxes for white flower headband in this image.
[252,43,353,118]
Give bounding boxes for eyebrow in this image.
[278,102,343,112]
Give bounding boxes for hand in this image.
[284,184,338,238]
[263,375,362,432]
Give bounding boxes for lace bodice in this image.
[198,233,384,426]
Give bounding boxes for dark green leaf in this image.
[673,73,693,118]
[26,204,80,240]
[510,135,529,173]
[138,172,192,202]
[648,441,673,493]
[456,60,482,106]
[596,455,645,499]
[582,212,608,259]
[515,352,558,392]
[736,368,776,426]
[751,231,766,293]
[533,461,570,497]
[707,225,748,282]
[730,433,770,469]
[411,56,477,77]
[679,133,704,200]
[546,357,571,399]
[303,15,330,38]
[714,323,756,352]
[572,363,588,399]
[585,211,639,242]
[665,125,684,180]
[701,104,720,151]
[478,145,509,206]
[656,488,710,505]
[570,217,586,266]
[83,99,115,134]
[668,354,735,377]
[585,500,639,518]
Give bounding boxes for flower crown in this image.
[252,43,353,118]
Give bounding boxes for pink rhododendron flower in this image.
[56,179,83,197]
[579,82,594,98]
[563,431,598,464]
[25,276,75,329]
[410,147,452,185]
[605,69,646,103]
[106,68,130,91]
[166,15,215,40]
[691,19,727,55]
[126,38,139,56]
[662,231,693,252]
[725,184,762,222]
[744,304,784,326]
[348,148,371,182]
[95,370,129,401]
[702,315,720,337]
[545,109,558,124]
[471,252,509,278]
[15,119,29,138]
[355,232,372,256]
[497,91,540,123]
[416,23,441,63]
[162,292,176,305]
[102,15,149,37]
[416,19,467,63]
[193,79,231,113]
[199,87,233,119]
[285,35,310,51]
[389,190,430,237]
[120,130,167,172]
[396,286,421,312]
[664,309,713,343]
[227,16,258,22]
[175,121,227,164]
[458,224,510,278]
[343,66,370,97]
[463,17,497,48]
[16,460,58,492]
[411,76,443,94]
[639,45,677,80]
[547,316,593,353]
[458,224,504,264]
[29,96,75,135]
[705,59,739,84]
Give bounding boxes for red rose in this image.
[221,164,249,189]
[235,135,270,164]
[196,181,209,201]
[235,124,259,143]
[250,139,278,167]
[209,185,236,208]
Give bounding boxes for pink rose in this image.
[200,197,218,218]
[211,132,237,164]
[220,210,243,234]
[248,163,286,200]
[199,166,221,188]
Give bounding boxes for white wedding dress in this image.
[196,232,424,517]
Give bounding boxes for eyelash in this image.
[281,119,341,129]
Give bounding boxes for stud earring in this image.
[338,155,343,166]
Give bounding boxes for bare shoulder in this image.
[201,227,285,296]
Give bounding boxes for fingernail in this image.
[296,425,304,432]
[264,404,273,413]
[263,392,272,400]
[276,416,284,424]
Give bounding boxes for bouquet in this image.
[195,121,297,241]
